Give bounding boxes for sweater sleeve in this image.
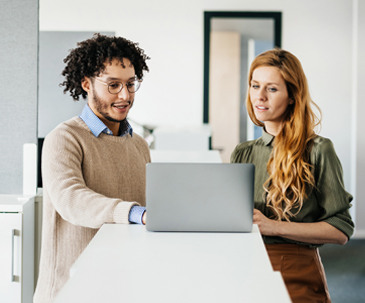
[42,126,139,229]
[313,138,354,239]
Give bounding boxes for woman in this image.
[231,49,354,303]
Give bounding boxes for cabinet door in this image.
[0,213,22,303]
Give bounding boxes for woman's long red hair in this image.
[247,49,321,221]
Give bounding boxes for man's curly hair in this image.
[60,33,150,101]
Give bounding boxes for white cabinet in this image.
[0,196,34,303]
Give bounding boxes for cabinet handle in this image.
[11,229,15,282]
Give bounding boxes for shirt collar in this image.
[79,104,133,138]
[261,128,275,146]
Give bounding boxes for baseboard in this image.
[352,229,365,239]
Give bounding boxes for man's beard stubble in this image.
[92,87,133,123]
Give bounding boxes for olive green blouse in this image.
[230,130,354,247]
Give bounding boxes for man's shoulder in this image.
[131,132,147,143]
[130,132,150,152]
[48,116,89,137]
[44,117,91,151]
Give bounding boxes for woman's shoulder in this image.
[311,135,339,165]
[313,135,332,145]
[312,135,336,154]
[231,138,262,163]
[235,139,258,150]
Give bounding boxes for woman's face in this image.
[250,66,294,136]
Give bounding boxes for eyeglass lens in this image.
[108,80,141,94]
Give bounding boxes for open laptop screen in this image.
[146,163,254,232]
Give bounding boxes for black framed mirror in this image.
[203,11,282,162]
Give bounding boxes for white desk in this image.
[54,224,291,303]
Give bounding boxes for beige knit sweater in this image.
[33,117,150,303]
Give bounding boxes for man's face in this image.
[83,58,136,132]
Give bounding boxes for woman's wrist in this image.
[274,220,285,237]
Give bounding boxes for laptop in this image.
[146,163,254,232]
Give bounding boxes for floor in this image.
[319,239,365,303]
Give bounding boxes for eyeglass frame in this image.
[93,77,142,94]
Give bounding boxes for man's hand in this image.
[142,211,146,225]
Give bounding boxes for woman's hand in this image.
[253,208,348,245]
[253,209,279,236]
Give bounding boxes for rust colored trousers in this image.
[265,244,331,303]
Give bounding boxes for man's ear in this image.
[81,77,91,93]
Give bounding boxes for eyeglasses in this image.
[94,77,142,94]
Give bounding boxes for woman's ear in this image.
[289,97,295,105]
[81,77,91,93]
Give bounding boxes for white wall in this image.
[355,0,365,237]
[39,0,364,236]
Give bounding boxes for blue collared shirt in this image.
[79,104,133,137]
[79,104,146,224]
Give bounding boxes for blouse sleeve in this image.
[313,138,354,239]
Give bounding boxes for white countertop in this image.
[0,195,35,212]
[54,224,291,303]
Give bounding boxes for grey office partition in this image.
[0,0,39,194]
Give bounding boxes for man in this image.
[34,34,150,303]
